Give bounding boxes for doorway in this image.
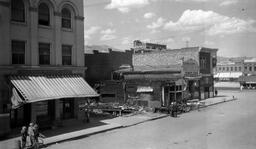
[60,98,74,119]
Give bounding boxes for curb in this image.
[45,125,123,146]
[200,98,237,109]
[45,114,168,147]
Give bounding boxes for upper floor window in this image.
[239,67,241,71]
[38,3,50,26]
[12,40,25,64]
[254,66,256,71]
[249,66,252,71]
[227,67,229,71]
[61,8,71,29]
[11,0,25,22]
[245,66,247,71]
[200,57,207,69]
[39,43,50,65]
[231,67,233,71]
[235,67,237,71]
[62,45,72,65]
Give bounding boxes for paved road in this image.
[47,90,256,149]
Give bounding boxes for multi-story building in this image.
[214,61,243,81]
[0,0,98,136]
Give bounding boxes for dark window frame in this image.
[11,0,25,22]
[38,3,50,26]
[62,45,72,65]
[61,8,72,29]
[12,40,25,65]
[39,43,50,65]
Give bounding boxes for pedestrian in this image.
[215,90,218,96]
[33,124,45,149]
[86,99,91,123]
[20,126,27,149]
[27,122,35,148]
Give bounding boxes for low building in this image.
[113,65,185,110]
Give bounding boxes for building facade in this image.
[0,0,97,136]
[133,47,218,100]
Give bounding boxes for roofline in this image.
[122,70,182,75]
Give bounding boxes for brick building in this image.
[0,0,98,136]
[84,48,133,102]
[133,47,218,100]
[102,47,217,110]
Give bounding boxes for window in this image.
[200,57,207,69]
[245,66,247,71]
[254,66,256,71]
[235,67,237,71]
[219,67,221,71]
[227,67,229,71]
[231,67,233,71]
[249,67,252,71]
[239,67,241,71]
[62,45,72,65]
[61,8,71,28]
[223,67,225,71]
[38,3,50,26]
[12,40,25,64]
[11,0,25,22]
[39,43,50,65]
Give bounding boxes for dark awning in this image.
[10,75,99,103]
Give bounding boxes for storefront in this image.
[9,75,98,129]
[200,76,214,100]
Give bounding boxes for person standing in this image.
[27,123,35,148]
[20,126,27,149]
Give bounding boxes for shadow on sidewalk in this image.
[0,114,117,141]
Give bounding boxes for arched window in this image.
[38,3,50,26]
[61,8,71,28]
[11,0,25,22]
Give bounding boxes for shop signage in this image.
[183,59,199,77]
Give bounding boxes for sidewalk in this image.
[200,95,237,107]
[0,95,236,148]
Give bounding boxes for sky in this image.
[83,0,256,57]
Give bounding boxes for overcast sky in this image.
[83,0,256,57]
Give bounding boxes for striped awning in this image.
[10,75,99,103]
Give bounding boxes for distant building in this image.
[244,58,256,75]
[133,40,167,53]
[214,61,243,81]
[0,0,98,136]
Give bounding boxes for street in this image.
[47,90,256,149]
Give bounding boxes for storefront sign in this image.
[183,59,199,77]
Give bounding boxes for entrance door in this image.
[61,98,74,119]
